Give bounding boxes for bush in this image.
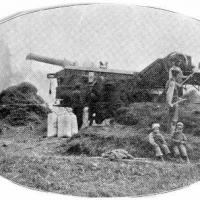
[115,103,168,129]
[0,82,49,126]
[114,102,200,135]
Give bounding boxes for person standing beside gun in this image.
[166,65,194,135]
[88,89,99,126]
[71,83,83,130]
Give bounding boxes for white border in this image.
[0,0,200,200]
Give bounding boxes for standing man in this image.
[166,67,182,135]
[71,83,83,130]
[166,64,194,134]
[88,87,99,126]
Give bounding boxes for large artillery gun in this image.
[26,52,200,122]
[26,53,135,123]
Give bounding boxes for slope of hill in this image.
[0,101,200,196]
[0,123,200,197]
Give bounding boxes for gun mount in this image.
[26,53,135,123]
[26,52,200,121]
[138,52,194,89]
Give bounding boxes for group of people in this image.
[71,83,98,130]
[149,58,195,163]
[149,122,190,163]
[71,57,194,163]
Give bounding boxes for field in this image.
[0,102,200,197]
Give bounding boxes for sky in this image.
[0,4,200,101]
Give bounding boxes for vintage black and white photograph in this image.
[0,3,200,197]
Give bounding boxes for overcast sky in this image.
[0,4,200,100]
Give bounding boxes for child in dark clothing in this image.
[149,123,171,161]
[171,122,190,163]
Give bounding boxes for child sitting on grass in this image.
[149,123,171,161]
[171,122,190,163]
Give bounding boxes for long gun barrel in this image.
[26,53,135,75]
[26,53,76,68]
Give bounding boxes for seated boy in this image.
[171,122,190,163]
[149,123,171,161]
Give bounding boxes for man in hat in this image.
[149,123,171,161]
[166,66,182,135]
[169,60,188,97]
[71,83,83,129]
[166,64,194,134]
[171,122,190,163]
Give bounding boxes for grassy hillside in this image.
[0,153,200,197]
[0,102,200,196]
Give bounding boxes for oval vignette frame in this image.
[0,2,200,198]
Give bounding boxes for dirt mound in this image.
[0,82,50,126]
[57,126,154,158]
[57,126,200,163]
